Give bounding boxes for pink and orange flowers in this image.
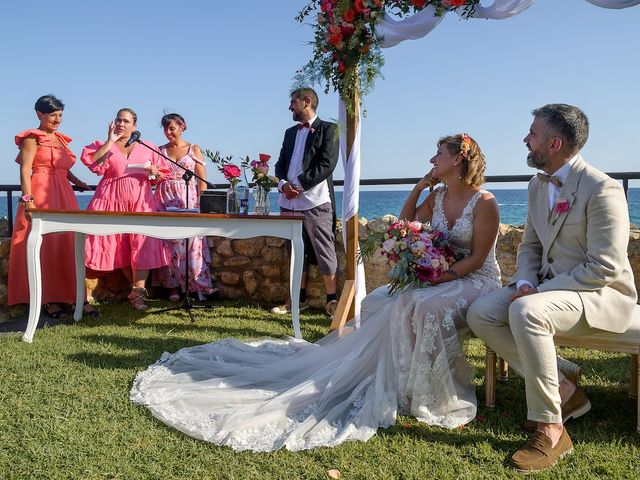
[361,218,462,294]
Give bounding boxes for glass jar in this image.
[226,184,239,214]
[253,185,271,215]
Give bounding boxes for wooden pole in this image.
[330,81,359,331]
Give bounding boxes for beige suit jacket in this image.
[514,154,637,333]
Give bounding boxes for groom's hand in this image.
[511,284,539,302]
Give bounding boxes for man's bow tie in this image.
[537,173,563,187]
[297,122,311,130]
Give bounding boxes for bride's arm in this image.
[399,170,438,221]
[435,193,500,283]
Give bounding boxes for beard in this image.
[291,110,302,122]
[526,147,549,169]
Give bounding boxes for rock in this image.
[223,256,250,267]
[366,215,397,234]
[233,238,265,258]
[243,271,259,294]
[262,247,285,264]
[266,238,285,247]
[219,271,241,285]
[217,284,245,299]
[216,239,234,257]
[258,263,281,279]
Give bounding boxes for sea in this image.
[3,188,640,226]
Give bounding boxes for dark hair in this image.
[117,107,137,124]
[161,113,187,131]
[35,95,64,114]
[531,103,589,153]
[291,87,319,110]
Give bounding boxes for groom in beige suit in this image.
[467,104,636,473]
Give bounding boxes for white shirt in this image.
[545,154,577,210]
[516,154,578,290]
[277,115,331,211]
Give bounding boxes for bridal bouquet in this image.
[360,219,460,294]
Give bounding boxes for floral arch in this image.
[294,0,640,328]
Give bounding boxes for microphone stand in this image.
[134,139,218,322]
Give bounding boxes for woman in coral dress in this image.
[8,95,96,318]
[152,113,216,301]
[81,108,170,310]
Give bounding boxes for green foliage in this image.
[0,300,638,479]
[295,1,480,114]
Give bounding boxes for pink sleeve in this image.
[80,140,111,176]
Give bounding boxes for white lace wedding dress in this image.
[130,188,501,451]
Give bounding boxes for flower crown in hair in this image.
[460,133,472,159]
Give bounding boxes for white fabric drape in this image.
[375,0,639,48]
[339,99,367,322]
[585,0,640,8]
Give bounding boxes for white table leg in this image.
[23,218,44,343]
[74,233,86,321]
[289,223,304,339]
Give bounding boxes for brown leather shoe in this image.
[510,427,573,473]
[522,386,592,432]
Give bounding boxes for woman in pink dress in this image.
[8,95,98,318]
[153,113,216,301]
[81,108,170,310]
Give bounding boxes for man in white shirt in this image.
[467,104,636,473]
[271,88,340,318]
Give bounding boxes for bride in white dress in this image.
[130,134,502,452]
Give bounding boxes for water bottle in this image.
[237,185,250,215]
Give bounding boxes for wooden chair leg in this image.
[485,346,497,408]
[498,357,509,382]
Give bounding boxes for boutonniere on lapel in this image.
[551,197,570,224]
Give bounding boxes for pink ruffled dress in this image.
[8,129,80,305]
[152,144,215,298]
[81,140,170,271]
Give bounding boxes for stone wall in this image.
[2,217,640,322]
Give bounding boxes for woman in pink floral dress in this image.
[81,108,170,310]
[153,113,215,301]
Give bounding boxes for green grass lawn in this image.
[0,300,638,479]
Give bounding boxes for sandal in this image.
[169,290,181,302]
[128,287,148,311]
[82,302,101,317]
[44,303,68,319]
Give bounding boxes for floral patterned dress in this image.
[152,145,215,298]
[130,187,501,452]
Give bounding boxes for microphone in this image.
[124,130,141,148]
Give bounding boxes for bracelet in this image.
[18,193,34,205]
[446,269,461,279]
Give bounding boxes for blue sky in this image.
[1,0,638,187]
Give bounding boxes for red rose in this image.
[354,0,366,14]
[340,25,355,37]
[337,61,346,73]
[221,164,241,179]
[259,153,271,162]
[343,8,356,23]
[445,0,467,6]
[412,0,426,8]
[329,33,343,46]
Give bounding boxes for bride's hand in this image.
[416,169,439,191]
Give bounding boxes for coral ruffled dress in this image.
[81,141,170,271]
[8,129,80,305]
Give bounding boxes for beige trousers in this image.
[467,286,594,424]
